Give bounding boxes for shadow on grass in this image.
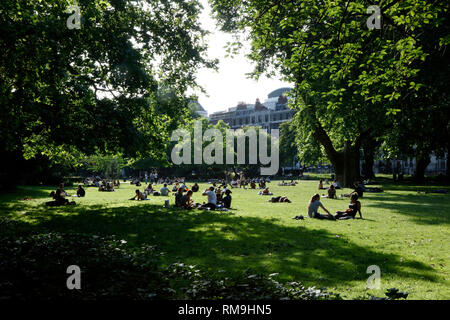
[363,192,450,225]
[2,201,440,289]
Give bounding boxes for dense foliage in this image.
[210,0,449,184]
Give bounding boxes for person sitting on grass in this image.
[334,193,362,220]
[332,179,341,189]
[268,196,291,203]
[175,188,184,207]
[172,183,179,192]
[130,189,147,201]
[200,186,217,210]
[181,190,195,209]
[216,187,223,203]
[307,194,334,220]
[114,180,120,188]
[76,185,85,197]
[221,189,232,208]
[145,184,154,194]
[322,184,337,199]
[191,183,199,192]
[160,183,169,196]
[47,184,74,206]
[318,179,326,190]
[258,187,273,195]
[259,180,266,189]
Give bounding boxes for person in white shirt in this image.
[160,184,169,196]
[200,186,217,210]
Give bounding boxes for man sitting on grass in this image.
[160,183,169,196]
[199,186,217,210]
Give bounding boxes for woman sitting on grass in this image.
[181,190,195,209]
[129,189,147,201]
[318,179,326,190]
[307,194,334,220]
[175,188,184,207]
[268,196,291,203]
[334,193,362,220]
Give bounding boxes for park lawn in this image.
[0,179,449,299]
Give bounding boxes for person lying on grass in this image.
[307,194,334,220]
[258,187,273,195]
[334,193,362,220]
[129,189,147,200]
[268,196,291,203]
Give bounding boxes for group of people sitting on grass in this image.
[128,181,232,211]
[98,181,117,192]
[174,186,232,210]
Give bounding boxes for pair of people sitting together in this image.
[307,193,362,220]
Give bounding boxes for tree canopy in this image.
[0,0,215,166]
[210,0,449,184]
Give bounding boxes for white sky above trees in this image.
[193,0,292,115]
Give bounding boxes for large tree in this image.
[210,0,448,186]
[0,0,215,176]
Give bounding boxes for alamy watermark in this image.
[367,5,382,30]
[170,120,279,175]
[66,265,81,289]
[366,265,381,289]
[66,4,81,30]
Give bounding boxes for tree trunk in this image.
[361,139,379,179]
[312,123,361,187]
[415,154,430,182]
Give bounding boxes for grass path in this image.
[1,179,449,299]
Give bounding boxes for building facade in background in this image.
[209,87,294,132]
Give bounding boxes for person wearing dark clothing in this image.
[191,183,199,192]
[175,188,184,207]
[76,185,85,197]
[222,190,232,208]
[334,193,362,219]
[353,182,364,198]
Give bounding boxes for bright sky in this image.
[194,0,292,115]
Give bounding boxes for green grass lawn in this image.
[1,179,449,299]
